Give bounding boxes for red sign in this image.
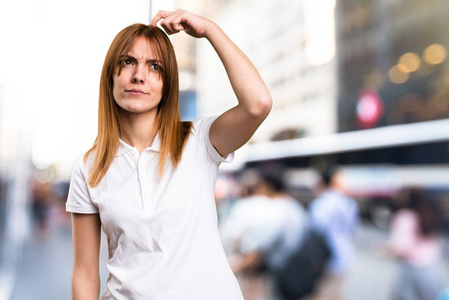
[356,89,384,129]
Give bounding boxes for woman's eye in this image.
[151,63,160,71]
[124,59,132,66]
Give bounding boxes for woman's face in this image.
[112,36,163,118]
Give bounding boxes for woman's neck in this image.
[119,110,158,154]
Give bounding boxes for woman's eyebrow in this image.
[119,55,161,65]
[145,59,162,65]
[118,54,137,61]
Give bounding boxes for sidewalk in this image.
[10,222,73,300]
[9,214,108,300]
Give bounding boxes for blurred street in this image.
[1,1,449,300]
[10,221,73,300]
[8,215,447,300]
[9,215,109,300]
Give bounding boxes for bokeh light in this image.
[423,43,447,65]
[389,64,410,84]
[398,52,421,73]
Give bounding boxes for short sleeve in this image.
[193,116,234,164]
[66,156,98,214]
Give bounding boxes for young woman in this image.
[66,9,272,300]
[382,188,447,300]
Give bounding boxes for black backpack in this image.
[273,229,331,300]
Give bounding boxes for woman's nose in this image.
[132,76,145,84]
[132,67,146,84]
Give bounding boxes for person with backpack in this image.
[308,167,360,300]
[223,171,308,300]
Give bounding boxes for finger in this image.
[159,12,185,34]
[151,10,172,27]
[169,21,185,32]
[168,10,189,29]
[160,25,177,35]
[159,20,181,35]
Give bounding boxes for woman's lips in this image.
[126,89,147,95]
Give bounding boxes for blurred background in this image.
[1,0,449,299]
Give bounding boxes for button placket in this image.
[137,152,148,210]
[139,149,157,213]
[147,151,159,206]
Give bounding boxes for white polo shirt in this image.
[66,116,244,300]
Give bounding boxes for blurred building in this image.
[171,0,232,122]
[336,0,449,132]
[192,0,338,142]
[332,0,449,165]
[190,0,449,142]
[184,0,449,166]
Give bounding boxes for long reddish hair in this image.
[85,24,192,187]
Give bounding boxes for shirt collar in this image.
[116,133,161,157]
[150,133,161,152]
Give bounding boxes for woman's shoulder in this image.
[192,115,218,134]
[72,152,95,174]
[185,116,215,146]
[184,115,234,164]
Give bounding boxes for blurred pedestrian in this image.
[220,169,272,257]
[223,171,308,300]
[309,167,359,300]
[52,180,71,225]
[66,9,271,300]
[30,178,51,239]
[381,188,447,300]
[220,170,276,300]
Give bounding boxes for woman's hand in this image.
[151,9,214,38]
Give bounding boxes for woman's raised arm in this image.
[153,9,272,157]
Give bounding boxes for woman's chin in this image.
[119,106,157,116]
